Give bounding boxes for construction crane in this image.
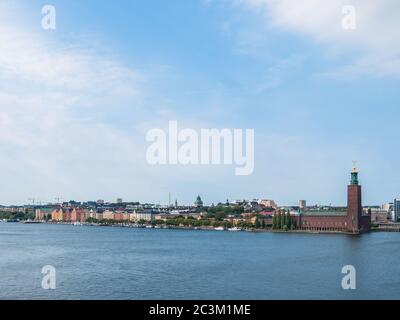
[54,197,63,204]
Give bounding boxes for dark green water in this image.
[1,223,399,300]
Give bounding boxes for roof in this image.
[301,210,347,217]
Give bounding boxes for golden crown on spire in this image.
[352,160,358,173]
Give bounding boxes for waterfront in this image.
[1,223,400,300]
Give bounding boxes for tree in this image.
[282,211,289,228]
[279,212,285,229]
[286,212,291,229]
[276,212,282,229]
[272,215,277,229]
[215,211,228,221]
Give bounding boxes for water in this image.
[1,222,400,300]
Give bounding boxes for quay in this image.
[373,223,400,232]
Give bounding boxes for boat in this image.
[228,227,241,231]
[214,226,225,231]
[145,225,153,229]
[21,220,42,224]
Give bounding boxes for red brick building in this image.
[71,208,86,222]
[297,167,371,233]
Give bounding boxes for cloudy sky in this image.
[0,0,399,206]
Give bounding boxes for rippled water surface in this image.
[1,223,399,299]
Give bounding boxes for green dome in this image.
[194,195,203,207]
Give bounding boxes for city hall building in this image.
[297,167,371,233]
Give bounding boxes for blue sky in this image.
[0,0,399,206]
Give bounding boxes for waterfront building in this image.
[394,199,400,222]
[64,209,72,222]
[86,209,96,219]
[297,167,371,233]
[368,208,388,224]
[50,207,86,222]
[70,208,85,222]
[117,198,123,204]
[225,217,246,226]
[51,208,63,221]
[130,209,155,222]
[114,212,124,221]
[102,210,116,220]
[50,207,72,222]
[35,207,53,220]
[257,215,273,226]
[122,212,130,221]
[70,209,78,222]
[154,213,170,221]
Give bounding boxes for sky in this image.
[0,0,399,206]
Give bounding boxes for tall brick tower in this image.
[347,166,362,233]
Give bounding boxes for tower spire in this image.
[350,161,359,185]
[352,160,358,172]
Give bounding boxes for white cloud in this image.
[0,2,151,204]
[0,2,244,205]
[0,25,141,97]
[236,0,400,77]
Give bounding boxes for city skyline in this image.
[0,0,399,206]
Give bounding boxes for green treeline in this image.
[206,205,244,220]
[272,210,297,231]
[0,210,35,221]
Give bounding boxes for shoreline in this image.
[4,220,395,235]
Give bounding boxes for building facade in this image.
[51,207,86,222]
[258,199,278,209]
[368,208,388,224]
[394,199,400,222]
[130,209,155,222]
[299,200,306,210]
